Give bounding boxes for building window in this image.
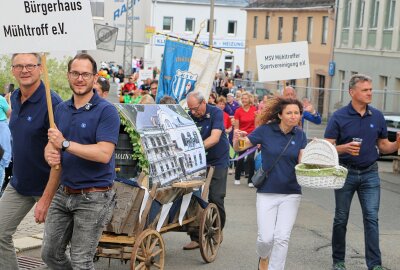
[185,18,195,33]
[207,19,216,34]
[356,0,365,28]
[369,0,380,28]
[321,16,328,44]
[343,0,352,28]
[380,75,388,110]
[163,17,173,32]
[292,17,298,41]
[228,21,237,35]
[278,17,283,41]
[265,16,270,39]
[253,16,258,38]
[90,0,104,18]
[339,70,346,102]
[307,17,313,43]
[385,0,396,29]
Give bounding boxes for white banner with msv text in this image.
[256,41,310,82]
[0,0,96,53]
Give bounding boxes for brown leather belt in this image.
[62,185,112,195]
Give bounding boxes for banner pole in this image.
[41,53,60,170]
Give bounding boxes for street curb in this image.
[14,237,43,253]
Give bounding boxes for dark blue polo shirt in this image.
[324,102,387,168]
[55,90,120,189]
[248,123,307,194]
[9,82,62,196]
[190,104,229,168]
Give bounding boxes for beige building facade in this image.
[244,0,336,118]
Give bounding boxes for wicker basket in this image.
[295,139,348,189]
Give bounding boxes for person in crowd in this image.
[325,74,400,270]
[225,93,240,116]
[208,92,217,106]
[216,96,233,134]
[94,76,110,99]
[41,53,120,269]
[0,53,62,269]
[257,94,269,113]
[122,75,137,93]
[282,86,321,126]
[115,67,125,84]
[139,94,155,104]
[159,95,176,104]
[150,80,158,100]
[233,97,307,270]
[183,91,229,250]
[0,94,11,197]
[233,91,257,187]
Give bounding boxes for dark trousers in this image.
[332,163,381,269]
[235,150,255,183]
[190,166,228,242]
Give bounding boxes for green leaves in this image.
[119,113,149,174]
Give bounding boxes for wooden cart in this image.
[95,167,221,269]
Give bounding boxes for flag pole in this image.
[41,53,60,170]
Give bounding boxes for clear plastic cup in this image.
[352,138,363,156]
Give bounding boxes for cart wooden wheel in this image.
[199,203,221,263]
[131,229,165,270]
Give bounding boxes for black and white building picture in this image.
[115,104,207,187]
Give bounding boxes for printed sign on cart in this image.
[256,41,310,82]
[0,0,96,53]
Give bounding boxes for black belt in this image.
[340,162,377,171]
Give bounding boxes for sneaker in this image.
[248,183,254,188]
[372,266,383,270]
[332,262,346,270]
[234,180,241,185]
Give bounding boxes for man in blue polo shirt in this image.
[325,74,400,270]
[41,53,120,269]
[0,53,62,269]
[183,91,230,250]
[283,86,322,127]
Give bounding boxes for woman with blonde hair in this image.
[233,91,257,187]
[139,94,155,104]
[233,97,307,270]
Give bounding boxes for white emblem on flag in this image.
[171,69,198,101]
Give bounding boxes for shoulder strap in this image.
[266,134,294,174]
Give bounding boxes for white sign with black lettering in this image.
[94,24,118,51]
[256,41,310,82]
[0,0,96,53]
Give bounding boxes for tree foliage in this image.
[0,55,72,100]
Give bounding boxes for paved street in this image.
[17,159,400,269]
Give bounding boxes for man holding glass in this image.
[325,74,400,270]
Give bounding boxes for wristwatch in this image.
[61,140,70,151]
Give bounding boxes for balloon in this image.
[106,74,111,79]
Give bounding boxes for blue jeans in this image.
[41,186,116,270]
[332,162,381,270]
[0,167,4,197]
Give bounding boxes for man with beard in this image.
[41,53,120,269]
[0,53,62,269]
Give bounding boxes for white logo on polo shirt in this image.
[370,124,374,128]
[27,116,32,122]
[81,123,87,128]
[291,141,295,145]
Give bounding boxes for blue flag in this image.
[156,40,195,103]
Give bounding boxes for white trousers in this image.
[256,193,301,270]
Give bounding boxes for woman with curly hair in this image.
[233,97,307,270]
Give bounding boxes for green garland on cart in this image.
[119,112,150,175]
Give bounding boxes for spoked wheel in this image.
[199,203,221,263]
[130,229,165,270]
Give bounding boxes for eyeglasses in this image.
[187,103,202,113]
[150,87,157,90]
[12,64,41,72]
[68,71,95,80]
